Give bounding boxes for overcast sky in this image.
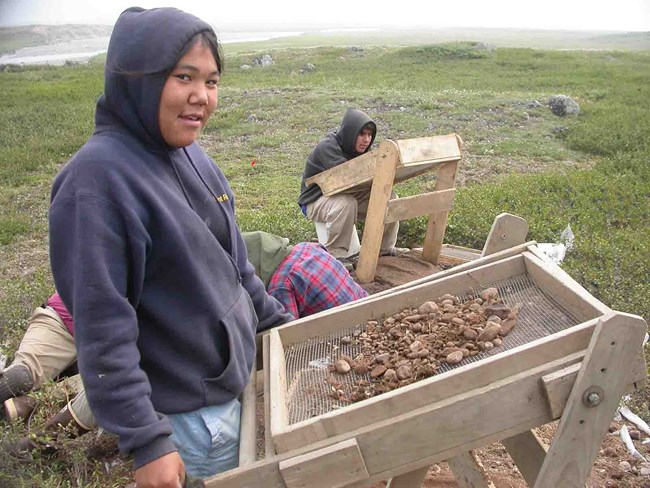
[0,0,648,31]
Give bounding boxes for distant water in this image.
[0,30,305,66]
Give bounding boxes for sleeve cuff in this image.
[132,435,178,469]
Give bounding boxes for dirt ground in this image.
[345,253,650,488]
[355,254,444,295]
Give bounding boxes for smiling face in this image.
[158,40,220,148]
[355,127,374,154]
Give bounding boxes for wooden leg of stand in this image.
[502,430,547,486]
[356,141,399,283]
[533,312,647,488]
[447,451,495,488]
[422,161,458,265]
[386,466,429,488]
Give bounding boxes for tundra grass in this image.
[0,42,648,486]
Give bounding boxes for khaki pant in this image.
[306,189,399,258]
[13,306,76,388]
[12,306,95,428]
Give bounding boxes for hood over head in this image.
[95,7,216,150]
[242,231,294,287]
[335,107,376,156]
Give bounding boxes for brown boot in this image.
[3,395,37,422]
[8,404,90,458]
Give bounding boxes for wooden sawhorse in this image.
[305,133,463,283]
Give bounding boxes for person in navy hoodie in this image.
[48,7,293,486]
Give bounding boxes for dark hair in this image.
[176,30,224,75]
[362,121,376,135]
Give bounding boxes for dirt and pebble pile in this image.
[327,287,520,403]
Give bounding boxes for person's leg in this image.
[1,306,76,407]
[307,195,358,258]
[355,189,400,253]
[8,383,92,456]
[3,372,86,423]
[10,306,77,389]
[68,387,96,431]
[3,395,37,421]
[0,364,33,405]
[167,398,241,478]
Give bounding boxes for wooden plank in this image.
[631,346,649,390]
[438,244,482,265]
[353,355,584,474]
[215,368,644,488]
[522,251,611,320]
[541,362,582,419]
[534,312,648,488]
[540,355,645,421]
[481,213,529,257]
[269,330,289,449]
[263,333,276,458]
[256,369,264,396]
[239,367,257,465]
[397,134,461,165]
[274,413,329,456]
[447,451,495,488]
[385,188,456,224]
[330,354,587,478]
[305,149,379,197]
[305,134,462,198]
[356,140,401,283]
[386,466,429,488]
[421,161,458,264]
[206,352,588,488]
[279,438,369,488]
[501,430,548,487]
[277,254,528,345]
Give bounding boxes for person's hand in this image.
[134,451,185,488]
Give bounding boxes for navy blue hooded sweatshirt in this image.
[48,7,292,469]
[298,108,376,206]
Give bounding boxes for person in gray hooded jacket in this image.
[48,7,292,486]
[298,108,401,264]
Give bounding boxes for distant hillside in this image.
[223,26,650,52]
[0,23,647,58]
[584,31,650,50]
[288,27,650,51]
[0,24,112,55]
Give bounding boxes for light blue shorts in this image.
[167,398,241,479]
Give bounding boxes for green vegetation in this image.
[0,38,648,486]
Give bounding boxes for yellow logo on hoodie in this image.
[215,193,229,203]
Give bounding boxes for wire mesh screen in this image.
[283,273,588,425]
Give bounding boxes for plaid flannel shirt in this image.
[267,242,368,318]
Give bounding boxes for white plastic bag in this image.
[560,224,575,251]
[538,224,575,265]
